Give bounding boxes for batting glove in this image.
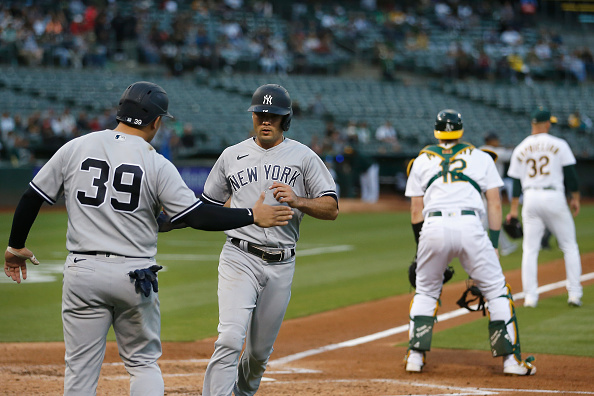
[128,265,163,297]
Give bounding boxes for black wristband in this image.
[412,221,424,245]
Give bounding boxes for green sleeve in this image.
[563,165,579,192]
[511,178,522,197]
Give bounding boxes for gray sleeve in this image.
[30,141,71,203]
[201,153,231,205]
[156,158,201,220]
[304,152,337,200]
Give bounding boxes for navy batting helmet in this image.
[434,109,463,140]
[116,81,173,127]
[247,84,292,131]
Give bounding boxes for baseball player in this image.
[404,109,535,375]
[506,106,582,308]
[3,81,293,396]
[200,84,339,396]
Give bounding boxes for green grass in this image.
[1,204,594,355]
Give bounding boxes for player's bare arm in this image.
[252,191,294,226]
[270,181,338,220]
[569,192,580,217]
[485,188,502,231]
[410,196,424,224]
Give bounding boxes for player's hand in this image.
[252,191,294,227]
[270,182,301,208]
[4,247,40,284]
[569,197,580,217]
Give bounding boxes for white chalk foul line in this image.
[269,272,594,367]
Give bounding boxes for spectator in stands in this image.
[375,120,400,151]
[1,112,15,141]
[357,121,371,144]
[344,119,359,143]
[308,93,329,118]
[568,111,592,134]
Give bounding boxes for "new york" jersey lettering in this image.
[228,165,301,191]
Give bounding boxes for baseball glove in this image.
[408,256,455,289]
[456,279,486,316]
[503,217,523,239]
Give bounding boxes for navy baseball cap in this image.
[531,106,557,124]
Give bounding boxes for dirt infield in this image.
[1,197,593,395]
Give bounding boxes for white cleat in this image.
[523,297,538,308]
[504,360,536,376]
[405,361,423,373]
[568,297,582,307]
[404,350,425,373]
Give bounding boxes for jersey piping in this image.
[170,200,203,223]
[29,181,56,205]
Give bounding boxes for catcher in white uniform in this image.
[404,109,535,375]
[4,81,292,395]
[200,84,339,396]
[506,106,582,308]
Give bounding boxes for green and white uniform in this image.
[507,133,582,305]
[405,142,524,371]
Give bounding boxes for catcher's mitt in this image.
[408,256,454,289]
[503,216,523,239]
[456,279,486,316]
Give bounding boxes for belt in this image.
[524,186,556,191]
[230,238,295,262]
[71,251,150,259]
[428,210,476,217]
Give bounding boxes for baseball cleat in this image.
[404,350,424,373]
[405,361,423,372]
[568,297,582,307]
[503,361,536,376]
[523,297,538,308]
[503,357,536,376]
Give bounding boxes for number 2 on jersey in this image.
[441,158,467,183]
[77,158,143,212]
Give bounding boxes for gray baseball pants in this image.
[62,253,164,395]
[202,242,295,396]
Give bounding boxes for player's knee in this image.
[214,329,246,356]
[476,280,509,302]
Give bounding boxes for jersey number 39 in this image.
[77,158,144,212]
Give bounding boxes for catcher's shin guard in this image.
[409,315,436,351]
[488,284,521,360]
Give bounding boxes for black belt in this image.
[71,251,150,259]
[230,238,295,262]
[428,210,476,217]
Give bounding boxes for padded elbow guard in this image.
[409,315,436,351]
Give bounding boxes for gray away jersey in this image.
[31,130,199,257]
[201,137,337,247]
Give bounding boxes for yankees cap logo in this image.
[237,154,249,160]
[263,94,273,105]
